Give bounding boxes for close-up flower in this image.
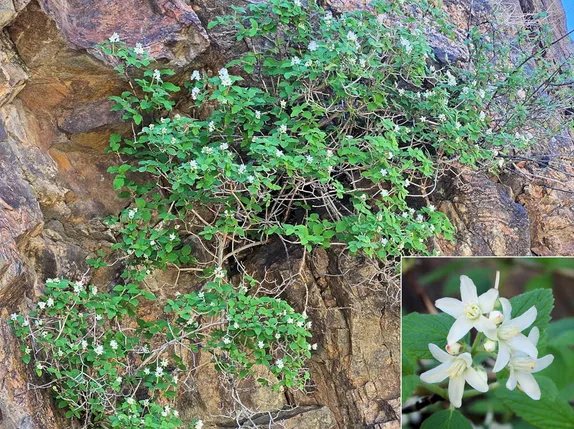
[435,275,498,345]
[420,344,488,408]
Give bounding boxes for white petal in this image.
[516,371,541,400]
[500,297,512,321]
[465,367,488,392]
[478,289,499,313]
[508,334,538,359]
[429,343,452,363]
[447,316,473,345]
[474,316,498,340]
[532,354,554,373]
[528,327,540,346]
[420,362,451,384]
[460,275,478,304]
[448,375,466,408]
[493,341,511,373]
[506,368,517,390]
[511,306,537,331]
[435,297,465,318]
[458,352,473,367]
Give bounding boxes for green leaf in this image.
[402,313,453,360]
[496,376,574,429]
[420,409,472,429]
[133,113,143,125]
[509,288,554,333]
[402,374,420,404]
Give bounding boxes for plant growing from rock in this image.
[9,0,574,427]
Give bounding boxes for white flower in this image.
[110,340,118,350]
[455,121,462,129]
[280,124,287,134]
[81,340,88,349]
[238,164,247,174]
[189,160,198,170]
[255,110,261,119]
[346,31,357,42]
[38,302,46,310]
[134,43,145,55]
[478,89,486,99]
[191,87,201,100]
[296,320,304,327]
[191,70,201,81]
[291,56,301,66]
[492,298,538,372]
[161,358,169,367]
[517,88,527,99]
[96,314,103,321]
[400,36,412,53]
[233,322,239,329]
[155,366,164,377]
[438,113,446,121]
[169,233,176,241]
[195,420,204,429]
[219,142,229,150]
[380,168,388,176]
[419,116,427,123]
[479,111,486,121]
[10,313,17,321]
[47,298,54,307]
[223,336,231,344]
[276,359,284,369]
[127,397,135,406]
[153,69,162,81]
[420,345,488,408]
[294,0,301,6]
[428,204,436,212]
[380,238,388,246]
[198,292,205,299]
[287,317,294,324]
[404,179,410,187]
[308,40,318,51]
[219,68,232,87]
[109,33,120,43]
[258,341,264,349]
[445,70,457,86]
[306,155,314,163]
[311,343,318,350]
[387,152,393,159]
[94,345,104,356]
[435,275,498,345]
[208,121,215,132]
[381,189,389,197]
[506,327,554,400]
[417,214,424,222]
[144,367,150,375]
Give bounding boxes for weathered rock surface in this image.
[0,0,573,428]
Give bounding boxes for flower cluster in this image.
[421,275,554,408]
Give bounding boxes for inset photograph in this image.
[401,258,574,428]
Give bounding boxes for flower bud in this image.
[446,342,462,355]
[489,310,504,325]
[484,339,497,353]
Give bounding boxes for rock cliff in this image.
[0,0,572,428]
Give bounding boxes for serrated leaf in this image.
[402,312,452,360]
[420,408,473,429]
[402,374,420,404]
[496,376,574,429]
[509,288,554,333]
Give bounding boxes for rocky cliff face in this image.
[0,0,572,428]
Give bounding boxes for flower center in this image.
[512,357,535,373]
[446,357,469,379]
[498,324,519,341]
[464,303,481,320]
